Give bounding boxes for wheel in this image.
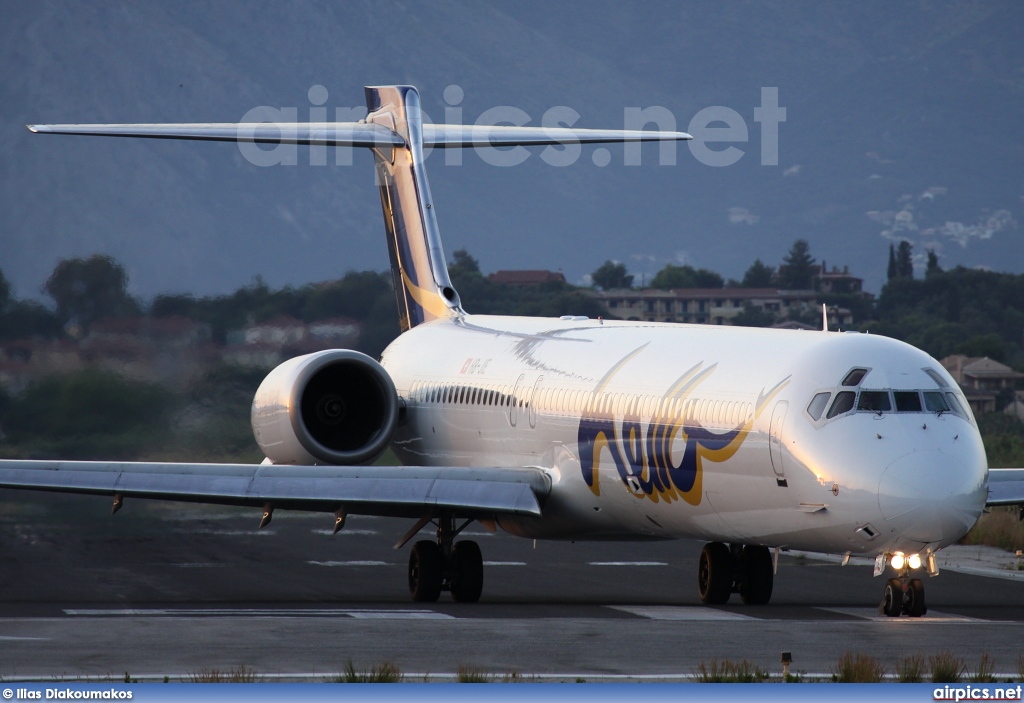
[881,577,903,617]
[450,541,483,603]
[905,578,926,617]
[698,542,733,605]
[739,545,774,605]
[408,540,443,602]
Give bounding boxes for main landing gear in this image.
[697,542,774,605]
[406,514,483,603]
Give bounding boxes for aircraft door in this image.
[509,373,525,427]
[768,400,788,484]
[528,375,543,429]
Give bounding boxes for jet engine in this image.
[251,349,399,465]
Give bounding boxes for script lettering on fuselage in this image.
[578,363,789,506]
[460,357,491,375]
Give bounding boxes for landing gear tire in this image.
[409,540,443,602]
[881,577,903,617]
[905,578,926,617]
[698,542,733,605]
[739,545,774,605]
[450,540,483,603]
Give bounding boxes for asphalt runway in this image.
[2,492,1023,680]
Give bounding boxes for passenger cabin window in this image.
[857,391,891,413]
[806,392,831,421]
[893,391,922,412]
[827,391,856,419]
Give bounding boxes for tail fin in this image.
[28,85,691,332]
[363,86,461,332]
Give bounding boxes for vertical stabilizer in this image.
[364,86,462,332]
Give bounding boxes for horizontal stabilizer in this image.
[0,460,550,518]
[28,123,691,148]
[27,122,405,147]
[421,124,692,147]
[987,468,1024,507]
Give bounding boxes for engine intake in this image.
[252,349,399,465]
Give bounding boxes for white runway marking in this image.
[307,560,390,567]
[342,609,454,620]
[483,561,527,566]
[63,608,453,619]
[171,563,224,568]
[173,529,275,536]
[588,561,668,567]
[609,606,755,621]
[821,607,987,622]
[311,529,379,536]
[0,635,50,641]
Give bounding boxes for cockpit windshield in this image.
[857,391,891,413]
[811,387,965,423]
[807,365,970,425]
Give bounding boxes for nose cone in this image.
[878,450,986,545]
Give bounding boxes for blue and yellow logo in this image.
[577,362,788,506]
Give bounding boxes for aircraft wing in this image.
[986,468,1024,507]
[0,460,549,518]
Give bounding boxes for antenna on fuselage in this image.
[821,304,828,332]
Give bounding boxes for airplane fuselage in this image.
[383,315,989,557]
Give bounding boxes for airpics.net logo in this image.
[236,84,786,169]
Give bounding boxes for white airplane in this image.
[4,85,1023,615]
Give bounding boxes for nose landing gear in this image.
[881,576,926,617]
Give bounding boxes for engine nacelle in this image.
[251,349,399,465]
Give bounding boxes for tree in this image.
[2,369,175,459]
[0,268,10,312]
[732,303,777,328]
[741,259,775,288]
[44,255,138,329]
[0,301,62,341]
[887,243,898,281]
[650,264,723,290]
[895,240,914,279]
[591,260,633,290]
[151,293,198,318]
[926,249,942,278]
[448,249,481,277]
[777,239,816,290]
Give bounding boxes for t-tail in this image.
[27,84,692,332]
[364,86,462,332]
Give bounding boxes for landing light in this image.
[907,553,923,570]
[890,552,906,570]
